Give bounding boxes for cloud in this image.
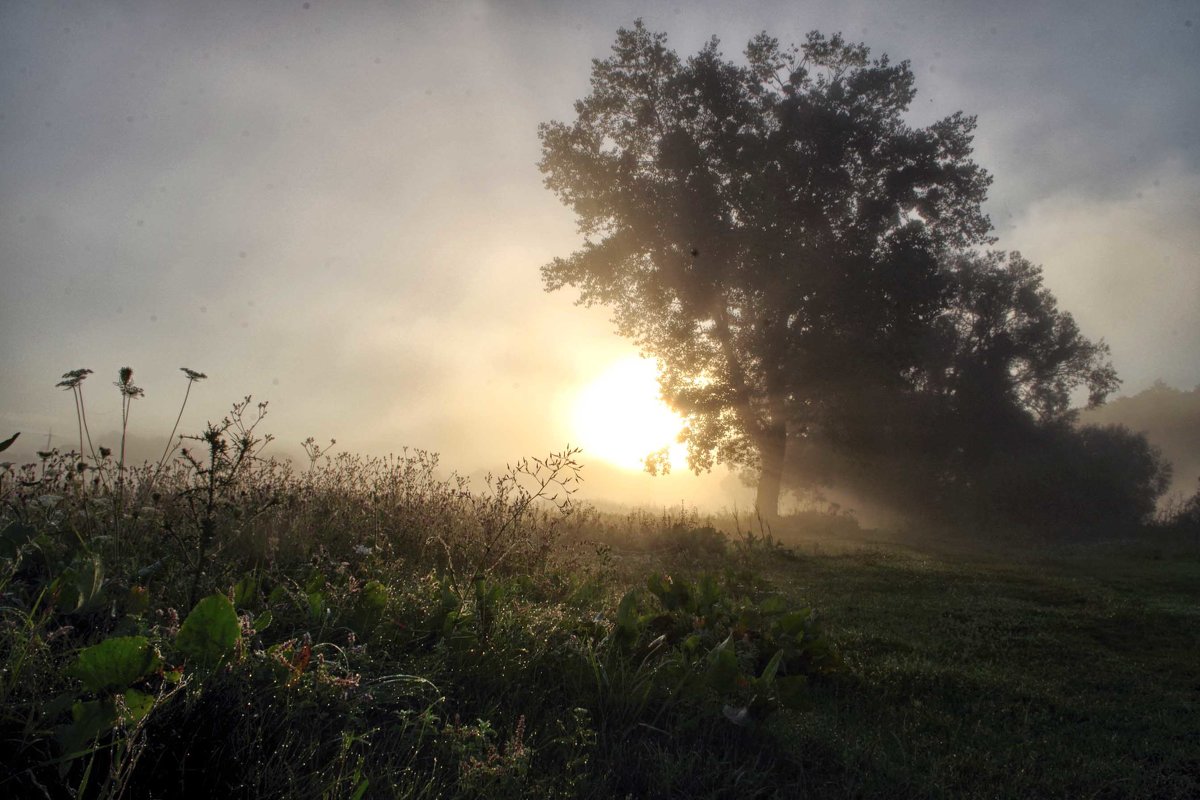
[1004,160,1200,391]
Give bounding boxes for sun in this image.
[572,356,687,472]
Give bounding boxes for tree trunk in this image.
[755,423,788,523]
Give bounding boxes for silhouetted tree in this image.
[784,250,1133,524]
[539,22,993,517]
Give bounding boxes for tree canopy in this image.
[539,22,1144,523]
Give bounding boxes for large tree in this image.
[785,250,1126,521]
[539,22,995,517]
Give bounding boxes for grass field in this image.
[2,441,1197,799]
[745,533,1200,798]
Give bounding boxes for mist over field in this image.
[4,4,1200,798]
[1,0,1198,517]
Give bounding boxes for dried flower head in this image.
[56,368,93,390]
[115,367,144,399]
[181,367,208,382]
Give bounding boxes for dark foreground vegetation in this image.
[2,385,1198,799]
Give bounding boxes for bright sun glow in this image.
[573,357,688,472]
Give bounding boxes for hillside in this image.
[1083,382,1200,499]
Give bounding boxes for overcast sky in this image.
[2,0,1197,508]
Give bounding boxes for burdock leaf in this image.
[68,636,161,694]
[706,635,740,694]
[121,688,155,724]
[176,594,241,666]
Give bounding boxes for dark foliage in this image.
[539,22,994,518]
[1083,381,1200,499]
[540,23,1139,527]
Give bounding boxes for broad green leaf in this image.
[473,578,503,609]
[68,636,161,694]
[696,574,722,613]
[233,574,260,609]
[56,554,105,613]
[706,635,740,694]
[759,649,784,686]
[176,593,240,665]
[252,610,273,633]
[348,579,388,635]
[307,590,326,622]
[121,688,155,724]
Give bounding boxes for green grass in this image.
[2,410,1197,798]
[751,539,1200,798]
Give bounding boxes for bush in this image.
[980,423,1171,531]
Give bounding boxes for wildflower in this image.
[181,367,207,382]
[115,366,144,399]
[56,368,92,390]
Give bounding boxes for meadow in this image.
[1,392,1197,799]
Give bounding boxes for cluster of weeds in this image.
[561,501,860,564]
[562,504,730,558]
[568,570,840,725]
[0,366,833,799]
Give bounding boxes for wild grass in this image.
[1,368,1197,798]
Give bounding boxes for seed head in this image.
[115,367,144,398]
[181,367,207,382]
[56,368,93,390]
